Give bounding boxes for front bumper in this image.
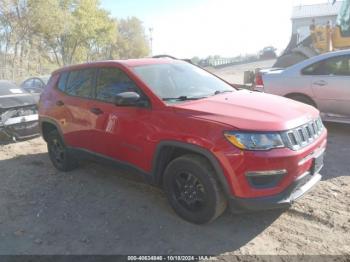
[229,171,321,213]
[216,128,327,198]
[0,114,39,141]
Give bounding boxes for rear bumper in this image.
[229,171,321,213]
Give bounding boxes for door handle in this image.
[313,80,327,86]
[90,107,103,115]
[56,100,64,106]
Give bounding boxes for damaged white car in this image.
[0,80,39,142]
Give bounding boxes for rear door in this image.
[56,68,97,151]
[303,55,350,117]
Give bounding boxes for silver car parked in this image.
[255,49,350,124]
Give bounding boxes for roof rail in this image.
[152,54,193,64]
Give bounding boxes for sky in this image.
[100,0,335,58]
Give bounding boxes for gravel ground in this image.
[0,123,349,256]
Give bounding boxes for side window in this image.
[302,55,350,76]
[302,62,323,75]
[34,79,44,89]
[326,56,350,76]
[57,72,69,92]
[96,67,139,103]
[22,79,34,89]
[66,69,95,98]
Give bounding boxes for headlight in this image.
[224,131,285,151]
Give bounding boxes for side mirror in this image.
[114,92,145,107]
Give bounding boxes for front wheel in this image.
[163,154,227,224]
[47,130,79,172]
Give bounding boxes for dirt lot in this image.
[0,123,349,256]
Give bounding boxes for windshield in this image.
[133,62,235,102]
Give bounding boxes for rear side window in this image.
[65,69,95,98]
[96,67,139,103]
[57,72,69,92]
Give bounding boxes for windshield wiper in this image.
[214,90,233,95]
[162,96,207,101]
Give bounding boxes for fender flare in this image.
[39,117,65,143]
[152,140,232,196]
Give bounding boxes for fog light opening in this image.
[245,169,287,188]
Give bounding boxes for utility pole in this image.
[149,27,154,56]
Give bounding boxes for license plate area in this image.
[311,153,324,175]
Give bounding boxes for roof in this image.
[52,58,179,75]
[292,1,343,19]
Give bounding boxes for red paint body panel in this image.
[173,91,320,131]
[39,59,327,199]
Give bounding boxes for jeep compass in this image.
[39,58,327,224]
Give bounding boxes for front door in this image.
[88,66,154,171]
[304,55,350,117]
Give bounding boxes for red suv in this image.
[39,59,327,224]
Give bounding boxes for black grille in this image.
[282,118,324,150]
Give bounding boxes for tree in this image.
[0,0,31,69]
[116,17,150,59]
[0,0,151,80]
[28,0,117,66]
[70,0,117,63]
[191,56,200,65]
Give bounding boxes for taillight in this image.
[254,72,264,92]
[255,72,264,86]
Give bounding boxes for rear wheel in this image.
[287,94,317,108]
[47,130,79,172]
[163,154,227,224]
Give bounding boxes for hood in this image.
[171,90,319,131]
[0,93,37,110]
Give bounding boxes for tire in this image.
[47,130,79,172]
[287,94,316,108]
[273,53,307,68]
[163,154,227,224]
